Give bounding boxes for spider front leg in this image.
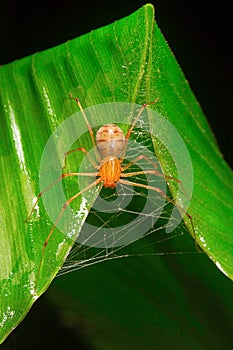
[119,99,159,163]
[69,94,101,162]
[124,99,159,142]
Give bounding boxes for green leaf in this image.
[0,3,232,344]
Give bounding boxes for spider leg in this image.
[121,154,183,189]
[69,94,101,162]
[125,99,159,141]
[63,147,99,170]
[121,154,157,170]
[36,176,103,286]
[121,169,164,178]
[25,171,99,222]
[119,178,170,200]
[119,99,159,163]
[119,178,197,246]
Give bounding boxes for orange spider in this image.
[26,96,196,284]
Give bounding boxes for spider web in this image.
[38,101,196,278]
[58,193,197,277]
[58,118,196,276]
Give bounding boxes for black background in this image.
[1,1,232,349]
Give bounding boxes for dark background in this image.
[1,1,232,349]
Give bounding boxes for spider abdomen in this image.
[99,156,121,189]
[96,124,125,158]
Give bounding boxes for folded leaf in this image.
[0,3,232,344]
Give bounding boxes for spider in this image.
[26,96,197,284]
